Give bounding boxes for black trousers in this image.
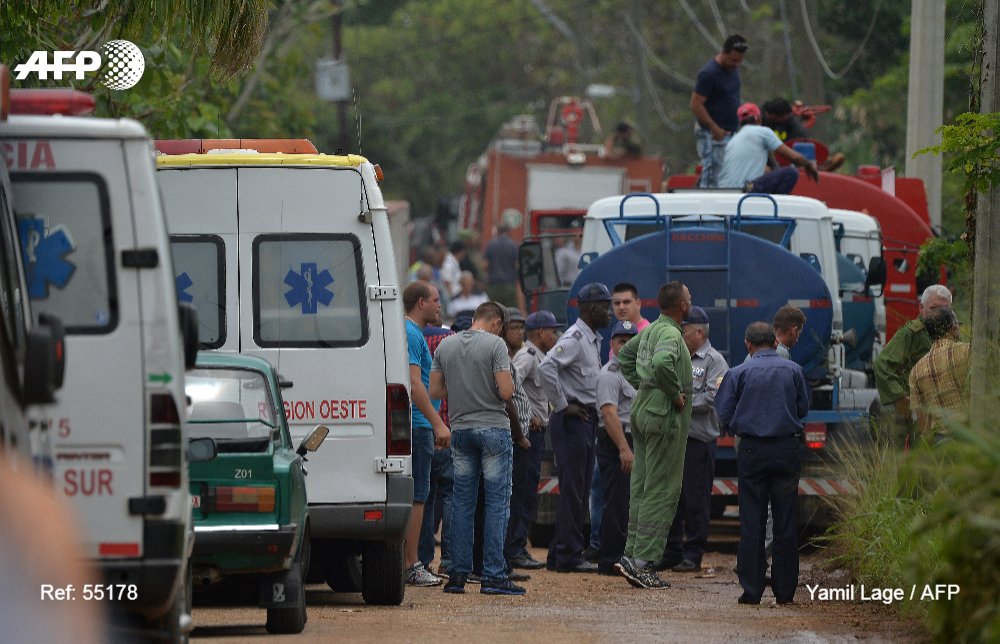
[665,437,717,566]
[547,407,596,569]
[595,429,633,571]
[504,429,545,560]
[736,434,801,603]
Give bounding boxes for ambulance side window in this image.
[252,233,368,348]
[170,235,225,348]
[11,173,115,333]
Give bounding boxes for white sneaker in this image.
[404,562,443,587]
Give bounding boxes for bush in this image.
[823,413,1000,642]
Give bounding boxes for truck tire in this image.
[266,535,310,634]
[326,553,364,593]
[361,541,405,606]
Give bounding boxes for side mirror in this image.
[578,251,597,269]
[519,241,545,293]
[187,436,217,462]
[297,424,330,456]
[278,376,294,389]
[178,302,198,370]
[23,314,65,405]
[865,256,887,295]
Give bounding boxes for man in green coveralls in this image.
[614,281,693,589]
[873,284,952,448]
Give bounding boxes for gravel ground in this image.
[192,542,926,643]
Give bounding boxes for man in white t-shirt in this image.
[717,103,819,194]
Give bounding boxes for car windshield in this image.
[185,367,277,441]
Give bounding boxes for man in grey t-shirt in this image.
[430,301,525,596]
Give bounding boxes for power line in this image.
[640,56,681,131]
[621,11,695,87]
[679,0,722,51]
[707,0,729,39]
[799,0,882,80]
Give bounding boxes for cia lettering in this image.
[806,583,961,604]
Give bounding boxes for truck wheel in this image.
[266,534,310,634]
[326,552,364,593]
[361,541,405,606]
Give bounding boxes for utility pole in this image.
[331,10,349,152]
[904,0,945,231]
[970,0,1000,430]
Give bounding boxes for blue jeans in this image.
[419,447,453,570]
[695,125,730,188]
[449,427,513,581]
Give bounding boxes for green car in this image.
[185,353,328,634]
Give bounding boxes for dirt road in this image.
[192,542,924,643]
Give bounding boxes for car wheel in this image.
[265,567,307,635]
[361,541,404,606]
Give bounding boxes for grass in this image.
[821,411,1000,641]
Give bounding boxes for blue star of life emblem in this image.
[284,262,334,314]
[18,217,76,299]
[175,272,194,303]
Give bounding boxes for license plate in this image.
[191,495,201,508]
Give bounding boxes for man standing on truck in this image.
[663,306,729,574]
[614,281,693,590]
[716,322,809,605]
[431,302,525,596]
[717,103,819,195]
[690,35,748,188]
[507,311,562,570]
[539,283,613,573]
[402,281,452,588]
[873,284,953,448]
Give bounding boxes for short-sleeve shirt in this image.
[483,235,519,285]
[908,339,971,440]
[597,356,636,433]
[407,318,440,430]
[693,59,741,133]
[513,340,550,423]
[717,125,784,188]
[432,330,511,431]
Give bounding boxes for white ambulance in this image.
[156,140,412,606]
[1,88,198,640]
[0,70,65,467]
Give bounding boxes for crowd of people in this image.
[398,274,894,603]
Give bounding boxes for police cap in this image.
[611,320,640,337]
[577,282,612,303]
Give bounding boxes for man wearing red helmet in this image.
[717,102,819,194]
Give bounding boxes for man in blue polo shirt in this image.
[715,322,809,606]
[690,34,748,188]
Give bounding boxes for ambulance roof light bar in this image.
[8,88,96,116]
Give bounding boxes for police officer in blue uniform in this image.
[539,282,613,572]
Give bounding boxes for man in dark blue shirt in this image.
[715,321,809,605]
[690,34,747,188]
